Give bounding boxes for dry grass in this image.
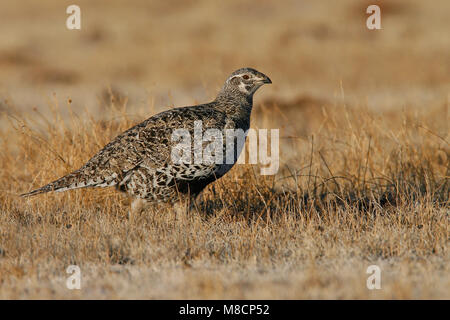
[0,0,449,299]
[0,92,448,299]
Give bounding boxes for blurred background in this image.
[0,0,449,114]
[0,1,448,299]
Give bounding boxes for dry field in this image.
[0,0,448,299]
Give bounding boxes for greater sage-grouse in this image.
[21,68,271,212]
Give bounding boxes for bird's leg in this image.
[129,198,148,221]
[173,199,189,218]
[189,191,204,214]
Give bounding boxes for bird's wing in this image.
[21,105,225,197]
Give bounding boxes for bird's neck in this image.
[215,89,253,114]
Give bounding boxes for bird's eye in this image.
[242,75,249,80]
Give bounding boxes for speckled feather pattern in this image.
[21,68,271,204]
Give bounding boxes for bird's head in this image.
[218,67,271,101]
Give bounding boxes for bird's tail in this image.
[20,171,105,197]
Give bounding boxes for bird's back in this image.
[21,67,271,204]
[21,102,245,202]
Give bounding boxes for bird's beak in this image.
[257,75,272,84]
[263,76,272,84]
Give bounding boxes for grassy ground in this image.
[0,0,448,299]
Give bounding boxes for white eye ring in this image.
[242,75,250,80]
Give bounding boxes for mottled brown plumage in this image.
[21,68,271,206]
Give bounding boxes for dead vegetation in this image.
[0,0,448,299]
[0,91,448,299]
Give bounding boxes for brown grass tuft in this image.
[0,0,448,299]
[0,93,448,299]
